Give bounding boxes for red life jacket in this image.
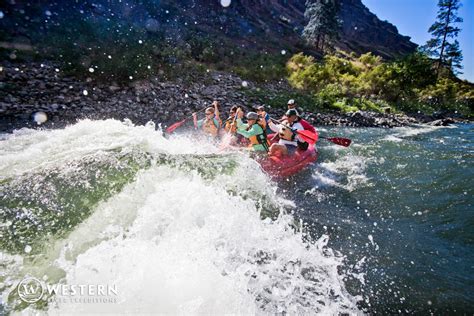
[299,118,316,133]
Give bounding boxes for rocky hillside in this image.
[1,0,417,59]
[1,61,459,133]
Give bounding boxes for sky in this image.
[362,0,473,82]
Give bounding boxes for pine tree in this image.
[302,0,341,52]
[422,0,463,75]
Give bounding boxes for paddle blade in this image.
[296,130,318,145]
[165,119,186,134]
[326,137,352,147]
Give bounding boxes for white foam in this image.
[390,124,453,139]
[46,167,358,314]
[312,153,371,192]
[0,119,217,178]
[0,119,360,314]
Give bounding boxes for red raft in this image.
[257,144,318,178]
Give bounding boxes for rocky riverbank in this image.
[0,61,466,133]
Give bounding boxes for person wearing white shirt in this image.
[268,109,308,156]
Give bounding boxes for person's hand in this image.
[237,108,244,119]
[192,112,197,118]
[212,101,219,109]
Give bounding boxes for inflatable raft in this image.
[257,144,318,178]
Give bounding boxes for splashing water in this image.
[0,119,359,314]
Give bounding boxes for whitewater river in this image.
[0,119,472,314]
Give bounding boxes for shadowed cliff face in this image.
[0,0,416,59]
[160,0,417,58]
[338,0,418,58]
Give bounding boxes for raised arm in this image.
[237,123,261,138]
[268,120,280,133]
[213,101,220,121]
[193,112,198,129]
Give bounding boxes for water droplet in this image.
[138,40,143,44]
[241,81,248,87]
[281,50,286,55]
[24,245,32,253]
[88,67,94,73]
[220,0,231,7]
[0,11,4,19]
[33,112,48,125]
[45,10,52,16]
[83,90,88,96]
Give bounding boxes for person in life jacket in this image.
[193,101,221,137]
[281,99,316,133]
[268,109,308,156]
[221,106,248,146]
[223,106,239,134]
[235,110,270,152]
[287,98,299,113]
[256,105,273,135]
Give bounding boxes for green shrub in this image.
[243,88,323,112]
[286,51,473,116]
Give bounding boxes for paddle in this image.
[269,118,351,147]
[165,107,207,134]
[323,137,352,147]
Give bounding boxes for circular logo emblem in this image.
[17,277,44,303]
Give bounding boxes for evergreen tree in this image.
[302,0,341,52]
[422,0,463,74]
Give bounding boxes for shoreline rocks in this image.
[0,61,468,133]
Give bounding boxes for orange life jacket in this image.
[224,117,237,134]
[202,117,220,137]
[247,123,270,151]
[258,117,267,130]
